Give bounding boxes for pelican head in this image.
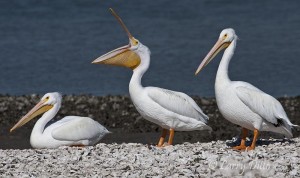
[10,92,62,132]
[92,8,142,70]
[195,28,237,75]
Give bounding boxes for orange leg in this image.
[157,129,168,147]
[233,128,248,150]
[246,129,259,151]
[168,128,175,145]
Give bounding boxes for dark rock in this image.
[1,95,299,149]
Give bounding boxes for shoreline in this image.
[0,95,299,177]
[1,95,299,149]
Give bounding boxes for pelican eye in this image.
[224,34,227,38]
[45,96,49,100]
[130,38,139,46]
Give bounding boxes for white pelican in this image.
[195,28,298,150]
[92,9,212,147]
[10,92,109,149]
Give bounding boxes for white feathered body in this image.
[30,116,109,149]
[214,36,295,138]
[128,43,211,132]
[130,86,210,131]
[216,80,293,137]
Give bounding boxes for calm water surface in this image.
[0,0,299,97]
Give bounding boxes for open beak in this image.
[195,38,231,75]
[92,8,141,70]
[10,99,53,132]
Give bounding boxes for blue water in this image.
[0,0,299,97]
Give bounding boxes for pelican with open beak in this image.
[92,8,212,147]
[92,9,141,70]
[195,28,298,150]
[10,92,109,149]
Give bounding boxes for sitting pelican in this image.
[92,9,211,147]
[10,92,109,149]
[195,28,298,150]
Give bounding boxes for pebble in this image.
[0,138,299,177]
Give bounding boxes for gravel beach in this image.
[0,95,299,177]
[1,138,300,177]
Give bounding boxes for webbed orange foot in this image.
[245,146,255,151]
[232,145,247,150]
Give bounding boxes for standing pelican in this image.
[92,9,211,147]
[10,92,109,149]
[195,28,298,150]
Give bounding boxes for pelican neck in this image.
[129,47,150,93]
[216,39,237,85]
[31,104,60,136]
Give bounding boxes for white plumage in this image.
[196,28,297,150]
[92,9,211,146]
[129,75,210,132]
[10,92,109,149]
[127,38,211,133]
[219,81,295,137]
[51,116,107,141]
[147,87,208,123]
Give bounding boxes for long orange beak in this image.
[92,8,141,70]
[10,98,53,132]
[195,38,231,75]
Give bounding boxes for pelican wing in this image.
[52,116,107,141]
[235,85,289,125]
[146,87,208,123]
